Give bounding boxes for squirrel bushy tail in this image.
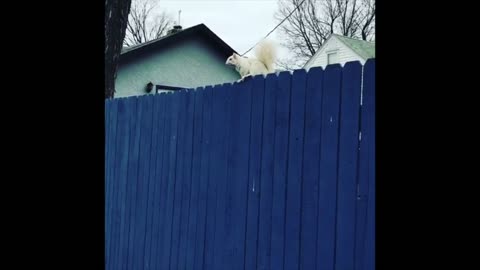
[254,40,276,72]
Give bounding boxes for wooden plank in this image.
[155,93,174,269]
[211,83,233,270]
[105,101,112,270]
[150,93,168,269]
[300,67,324,270]
[115,97,134,270]
[105,99,118,269]
[270,71,292,270]
[132,96,154,270]
[159,92,181,269]
[176,90,196,270]
[170,90,188,270]
[111,98,129,270]
[284,69,307,270]
[335,61,362,270]
[143,94,163,269]
[222,79,253,270]
[105,100,110,216]
[244,75,266,270]
[125,97,141,270]
[363,60,375,270]
[256,73,278,270]
[194,86,214,270]
[360,59,375,270]
[185,88,205,270]
[109,98,120,269]
[104,99,109,268]
[316,64,342,270]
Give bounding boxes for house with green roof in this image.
[303,34,375,69]
[115,23,240,98]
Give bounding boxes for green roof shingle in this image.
[333,34,375,60]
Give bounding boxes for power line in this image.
[241,0,307,56]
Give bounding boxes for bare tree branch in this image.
[359,0,375,40]
[276,0,375,69]
[123,0,174,47]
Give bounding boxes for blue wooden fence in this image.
[105,60,375,270]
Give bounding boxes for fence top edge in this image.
[106,60,373,102]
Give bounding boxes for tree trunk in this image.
[105,0,132,99]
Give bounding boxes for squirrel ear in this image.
[233,53,238,58]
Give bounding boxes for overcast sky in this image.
[157,0,291,59]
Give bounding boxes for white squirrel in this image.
[225,40,276,82]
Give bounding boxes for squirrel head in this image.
[225,53,240,66]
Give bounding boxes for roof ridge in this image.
[119,23,238,58]
[333,33,374,44]
[121,23,205,54]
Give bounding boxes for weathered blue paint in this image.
[105,61,375,270]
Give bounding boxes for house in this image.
[115,23,240,98]
[303,34,375,70]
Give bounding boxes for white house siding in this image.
[304,36,365,70]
